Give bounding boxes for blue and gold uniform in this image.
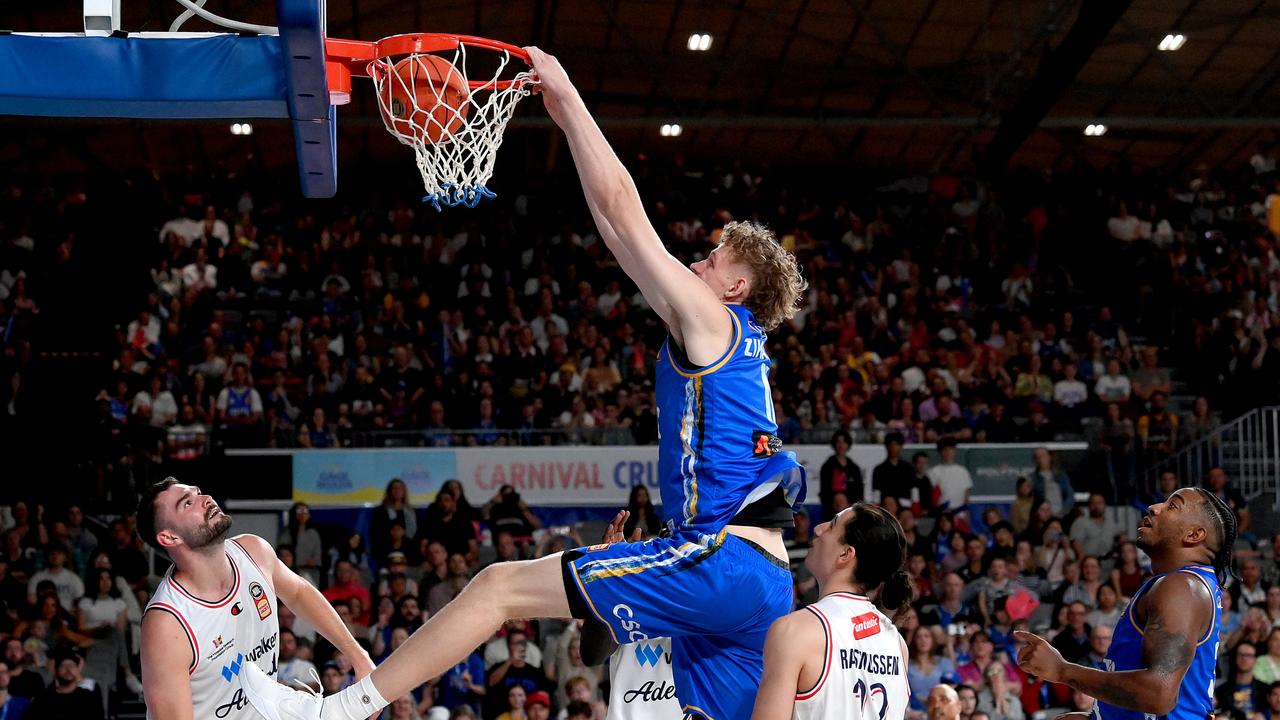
[563,304,805,720]
[1095,564,1221,720]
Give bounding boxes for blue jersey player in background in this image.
[1016,487,1237,720]
[240,46,808,720]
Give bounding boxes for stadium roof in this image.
[4,0,1278,176]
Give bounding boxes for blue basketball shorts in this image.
[561,529,793,720]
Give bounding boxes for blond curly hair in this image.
[718,221,807,331]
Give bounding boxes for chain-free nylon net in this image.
[370,43,535,210]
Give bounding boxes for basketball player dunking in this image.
[1016,487,1236,720]
[239,46,808,720]
[752,504,913,720]
[137,478,374,720]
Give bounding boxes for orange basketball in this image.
[379,54,470,144]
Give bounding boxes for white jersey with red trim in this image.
[145,537,279,720]
[794,593,908,720]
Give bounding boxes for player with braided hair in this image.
[1017,487,1235,720]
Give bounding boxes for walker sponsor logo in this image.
[852,612,881,640]
[633,643,669,667]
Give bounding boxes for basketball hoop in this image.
[327,34,537,210]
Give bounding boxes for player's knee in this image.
[469,562,519,606]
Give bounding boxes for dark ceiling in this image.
[3,0,1279,179]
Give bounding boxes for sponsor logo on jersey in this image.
[622,680,679,704]
[587,543,611,552]
[752,430,782,458]
[852,612,881,640]
[230,602,243,616]
[249,582,272,620]
[613,604,649,642]
[212,635,223,648]
[633,643,670,668]
[221,654,245,683]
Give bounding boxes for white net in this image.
[370,42,536,209]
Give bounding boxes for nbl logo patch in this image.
[852,612,881,640]
[752,430,782,458]
[249,582,272,621]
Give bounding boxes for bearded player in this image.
[1016,487,1236,720]
[137,478,374,720]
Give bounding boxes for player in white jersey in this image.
[136,478,374,720]
[605,637,682,720]
[576,510,681,720]
[752,503,913,720]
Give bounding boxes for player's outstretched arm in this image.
[526,47,731,356]
[1016,573,1212,715]
[751,611,824,720]
[234,534,376,678]
[140,609,196,720]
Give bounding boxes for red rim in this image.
[327,33,535,92]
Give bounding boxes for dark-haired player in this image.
[1016,487,1236,720]
[752,503,913,720]
[136,478,373,720]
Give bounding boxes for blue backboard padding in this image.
[293,105,338,198]
[277,0,330,123]
[0,35,292,119]
[0,0,339,199]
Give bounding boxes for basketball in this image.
[378,53,470,144]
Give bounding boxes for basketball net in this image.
[370,44,536,210]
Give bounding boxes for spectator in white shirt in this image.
[1107,202,1141,242]
[1094,358,1131,404]
[181,246,218,296]
[1069,493,1125,560]
[928,437,973,513]
[1054,362,1088,408]
[132,375,179,427]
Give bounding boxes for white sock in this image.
[322,675,389,720]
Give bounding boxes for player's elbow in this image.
[1145,683,1180,716]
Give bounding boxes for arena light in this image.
[660,123,683,137]
[1084,124,1107,137]
[230,122,253,136]
[1158,33,1186,51]
[687,33,712,51]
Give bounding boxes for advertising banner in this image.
[290,443,1085,508]
[292,449,456,506]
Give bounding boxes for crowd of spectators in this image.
[0,459,1272,720]
[4,149,1280,511]
[3,132,1280,719]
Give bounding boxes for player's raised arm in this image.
[1015,573,1213,715]
[233,534,376,679]
[525,46,732,358]
[140,609,196,720]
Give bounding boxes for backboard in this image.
[0,0,338,197]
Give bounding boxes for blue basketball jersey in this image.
[654,304,805,532]
[1096,564,1221,720]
